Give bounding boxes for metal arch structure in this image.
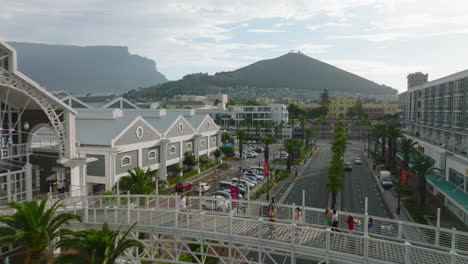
[52,194,468,264]
[0,41,71,158]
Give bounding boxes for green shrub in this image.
[400,185,413,196]
[402,197,432,224]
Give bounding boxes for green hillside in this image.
[125,52,397,99]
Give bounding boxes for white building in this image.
[197,103,291,139]
[400,71,468,225]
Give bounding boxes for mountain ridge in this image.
[8,42,167,94]
[126,52,397,100]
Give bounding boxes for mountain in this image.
[126,52,397,100]
[8,42,167,94]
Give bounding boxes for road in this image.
[341,140,388,217]
[282,139,332,208]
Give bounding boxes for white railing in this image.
[56,194,468,258]
[0,143,31,159]
[58,201,468,264]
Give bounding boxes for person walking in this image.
[346,214,360,246]
[331,209,339,231]
[186,195,192,213]
[324,209,332,227]
[178,195,187,221]
[294,207,303,235]
[268,198,278,233]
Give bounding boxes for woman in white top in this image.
[179,195,187,211]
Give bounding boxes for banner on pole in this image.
[401,170,407,185]
[263,162,269,176]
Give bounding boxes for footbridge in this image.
[49,194,468,264]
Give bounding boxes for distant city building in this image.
[401,71,468,225]
[326,97,397,119]
[197,102,291,139]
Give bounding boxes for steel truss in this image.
[0,45,67,157]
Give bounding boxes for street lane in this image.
[282,139,332,208]
[342,140,387,217]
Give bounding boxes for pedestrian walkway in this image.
[362,155,411,222]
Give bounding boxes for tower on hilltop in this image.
[407,72,428,89]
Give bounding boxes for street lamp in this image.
[396,165,402,215]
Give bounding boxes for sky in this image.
[2,0,468,92]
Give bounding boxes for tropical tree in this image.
[299,115,307,144]
[289,119,296,128]
[168,164,183,178]
[283,139,303,171]
[386,124,403,169]
[183,151,197,170]
[372,123,387,161]
[199,156,211,169]
[326,158,344,209]
[261,137,277,164]
[212,149,222,162]
[0,198,81,264]
[400,137,417,181]
[305,127,315,148]
[118,167,156,194]
[219,145,235,156]
[411,153,440,208]
[55,223,143,264]
[236,129,247,160]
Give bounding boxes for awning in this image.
[426,173,468,212]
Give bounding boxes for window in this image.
[121,156,131,166]
[200,140,205,146]
[207,121,211,129]
[135,126,144,139]
[212,137,216,144]
[148,150,157,160]
[186,142,193,152]
[449,169,465,190]
[178,123,184,133]
[169,146,176,154]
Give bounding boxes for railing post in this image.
[127,191,130,224]
[325,228,331,264]
[156,181,159,208]
[302,190,305,223]
[292,203,295,223]
[84,195,89,223]
[364,197,369,263]
[291,222,296,264]
[199,182,202,211]
[435,208,441,246]
[6,170,11,202]
[451,227,456,252]
[404,241,411,264]
[398,221,403,239]
[175,195,179,229]
[258,218,263,263]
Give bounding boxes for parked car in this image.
[344,162,353,171]
[379,170,393,188]
[196,182,210,193]
[239,179,255,188]
[213,191,231,199]
[241,177,257,185]
[202,196,229,211]
[175,181,193,192]
[254,147,264,153]
[244,172,264,181]
[354,158,362,165]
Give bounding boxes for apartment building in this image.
[401,71,468,225]
[326,97,398,119]
[197,103,292,138]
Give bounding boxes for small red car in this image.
[175,181,193,192]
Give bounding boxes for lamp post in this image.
[396,165,402,215]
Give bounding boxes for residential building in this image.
[75,108,220,193]
[197,103,291,138]
[401,71,468,225]
[326,97,356,119]
[327,96,398,119]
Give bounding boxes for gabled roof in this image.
[185,114,219,132]
[76,114,137,146]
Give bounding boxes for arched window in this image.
[136,126,144,139]
[148,150,157,160]
[186,142,193,152]
[169,146,176,155]
[30,125,59,151]
[178,123,184,133]
[121,156,131,167]
[200,139,205,147]
[212,137,216,144]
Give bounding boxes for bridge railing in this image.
[62,204,468,264]
[56,194,468,256]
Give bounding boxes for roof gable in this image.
[164,116,195,138]
[194,115,219,133]
[112,116,161,146]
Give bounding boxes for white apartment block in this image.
[197,103,292,139]
[401,71,468,225]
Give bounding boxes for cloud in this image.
[307,22,351,31]
[306,25,321,31]
[247,29,287,33]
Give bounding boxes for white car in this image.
[201,196,229,211]
[196,182,210,193]
[354,158,362,165]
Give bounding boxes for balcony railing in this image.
[0,143,31,159]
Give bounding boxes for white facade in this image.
[197,103,291,138]
[401,71,468,225]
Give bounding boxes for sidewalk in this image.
[362,155,412,222]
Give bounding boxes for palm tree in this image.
[261,137,277,164]
[55,223,143,264]
[372,123,387,161]
[264,121,273,137]
[411,153,440,208]
[400,137,417,178]
[299,115,307,144]
[0,198,81,264]
[305,127,314,148]
[118,167,156,194]
[283,139,303,171]
[386,124,403,169]
[236,129,247,160]
[289,119,296,128]
[326,158,344,209]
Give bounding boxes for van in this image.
[379,171,393,188]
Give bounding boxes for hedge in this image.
[168,161,221,185]
[402,197,432,224]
